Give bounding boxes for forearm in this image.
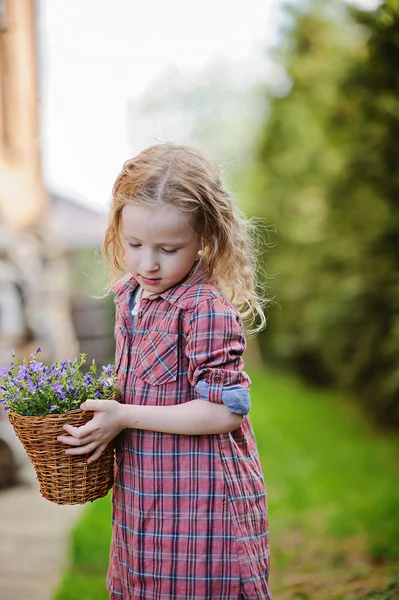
[119,399,243,435]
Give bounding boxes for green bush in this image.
[251,0,399,425]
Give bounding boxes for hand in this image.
[57,399,124,463]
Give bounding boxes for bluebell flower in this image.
[102,364,114,376]
[52,382,64,395]
[30,360,43,373]
[66,385,78,400]
[18,365,28,379]
[1,350,118,416]
[37,373,46,386]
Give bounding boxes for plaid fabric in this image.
[107,265,272,600]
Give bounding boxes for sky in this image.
[38,0,381,213]
[39,0,282,212]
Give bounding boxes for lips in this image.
[140,275,161,286]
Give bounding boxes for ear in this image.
[197,232,209,256]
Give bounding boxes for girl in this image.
[58,144,272,600]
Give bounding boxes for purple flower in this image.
[18,365,28,380]
[58,359,73,373]
[100,377,113,390]
[1,349,117,416]
[102,364,114,376]
[30,360,43,373]
[27,380,37,392]
[37,372,46,386]
[66,384,78,400]
[36,347,41,354]
[52,382,64,395]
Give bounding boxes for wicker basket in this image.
[8,408,114,505]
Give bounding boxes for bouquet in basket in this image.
[0,349,120,505]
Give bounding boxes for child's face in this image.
[121,203,202,298]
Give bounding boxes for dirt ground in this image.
[271,532,398,600]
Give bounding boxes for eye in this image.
[128,242,141,249]
[161,248,178,254]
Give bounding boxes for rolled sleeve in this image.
[185,297,251,413]
[196,381,250,415]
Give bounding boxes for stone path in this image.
[0,463,82,600]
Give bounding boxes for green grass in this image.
[249,370,399,560]
[54,368,399,600]
[53,494,112,600]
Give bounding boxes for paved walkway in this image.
[0,463,83,600]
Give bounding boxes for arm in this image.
[57,398,242,463]
[119,398,243,435]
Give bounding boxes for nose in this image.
[140,250,159,273]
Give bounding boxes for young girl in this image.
[58,143,272,600]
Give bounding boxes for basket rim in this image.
[8,408,85,421]
[8,395,118,421]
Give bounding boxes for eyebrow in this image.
[122,234,187,246]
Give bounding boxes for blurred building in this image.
[0,0,110,487]
[0,0,77,358]
[50,192,113,369]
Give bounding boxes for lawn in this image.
[54,368,399,600]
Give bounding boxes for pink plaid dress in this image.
[107,265,272,600]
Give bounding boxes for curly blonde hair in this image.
[103,143,268,333]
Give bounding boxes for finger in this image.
[63,422,96,438]
[57,434,78,446]
[57,433,96,447]
[64,441,99,456]
[87,444,107,464]
[62,424,81,436]
[81,399,108,412]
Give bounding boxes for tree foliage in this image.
[252,0,399,424]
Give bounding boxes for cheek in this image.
[124,248,135,264]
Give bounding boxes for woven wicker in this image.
[8,408,114,505]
